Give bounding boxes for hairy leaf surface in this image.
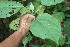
[30,13,62,44]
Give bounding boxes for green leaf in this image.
[30,13,62,45]
[57,4,70,11]
[44,39,57,46]
[65,2,70,6]
[65,14,70,17]
[9,18,20,30]
[34,2,46,15]
[29,45,40,47]
[41,45,52,47]
[22,0,26,1]
[30,2,34,11]
[35,0,41,2]
[29,45,52,47]
[67,38,70,44]
[0,1,23,18]
[59,35,66,46]
[61,7,70,11]
[21,46,24,47]
[9,18,32,46]
[20,6,30,16]
[22,33,32,47]
[0,0,8,1]
[53,8,59,13]
[52,12,65,23]
[64,21,70,38]
[41,0,64,6]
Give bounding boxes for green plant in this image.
[0,0,70,47]
[0,1,23,18]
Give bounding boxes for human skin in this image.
[0,14,35,47]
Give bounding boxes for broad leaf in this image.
[34,2,46,15]
[30,13,62,44]
[9,18,20,30]
[0,1,23,18]
[52,12,65,23]
[41,0,64,6]
[20,6,30,16]
[59,35,66,46]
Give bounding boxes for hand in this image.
[0,14,35,47]
[19,14,35,33]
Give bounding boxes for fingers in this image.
[24,14,35,27]
[26,14,35,25]
[19,14,35,28]
[24,14,35,21]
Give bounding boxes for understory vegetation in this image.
[0,0,70,47]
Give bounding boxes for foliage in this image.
[41,0,64,6]
[64,21,70,38]
[0,1,23,18]
[64,21,70,45]
[22,33,32,47]
[57,4,70,11]
[0,0,8,1]
[41,45,52,47]
[29,45,40,47]
[30,13,61,45]
[33,2,46,15]
[52,12,65,23]
[59,35,66,46]
[29,45,52,47]
[20,6,31,16]
[0,0,70,47]
[9,18,20,30]
[67,38,70,44]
